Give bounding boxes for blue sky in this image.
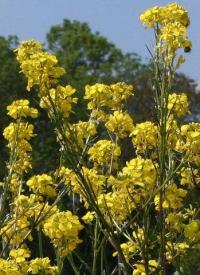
[0,0,199,83]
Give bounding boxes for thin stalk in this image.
[38,227,43,258]
[56,253,64,275]
[73,251,91,273]
[67,254,80,275]
[92,217,99,275]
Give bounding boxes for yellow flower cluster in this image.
[166,116,180,149]
[0,258,22,275]
[28,257,58,274]
[56,166,75,185]
[0,216,31,246]
[133,259,158,275]
[82,167,105,197]
[0,194,59,247]
[16,40,78,120]
[3,122,34,142]
[166,241,189,262]
[154,183,187,210]
[85,83,110,110]
[101,157,157,222]
[16,40,65,93]
[43,210,83,256]
[0,255,58,275]
[3,122,34,173]
[140,6,162,28]
[180,167,200,187]
[122,158,157,192]
[140,3,190,28]
[120,242,136,260]
[88,140,121,167]
[108,175,141,207]
[184,220,200,241]
[26,174,57,197]
[12,194,58,225]
[176,123,200,164]
[40,85,77,118]
[82,211,95,224]
[97,190,135,222]
[0,173,21,195]
[168,93,189,117]
[105,111,134,138]
[84,82,134,119]
[165,212,184,232]
[9,246,30,263]
[16,39,42,60]
[160,22,191,50]
[3,99,37,175]
[7,99,38,119]
[140,3,191,51]
[57,166,105,206]
[131,121,158,153]
[66,121,97,149]
[113,241,136,260]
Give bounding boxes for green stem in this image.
[92,217,99,275]
[67,254,80,275]
[38,227,43,258]
[56,253,64,275]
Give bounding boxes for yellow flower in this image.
[3,122,34,142]
[133,259,158,275]
[184,220,200,241]
[97,190,135,222]
[176,122,200,164]
[82,211,95,224]
[105,111,134,138]
[88,140,121,167]
[140,6,163,28]
[140,3,190,29]
[160,22,190,50]
[122,158,157,192]
[28,257,58,274]
[0,216,31,246]
[165,212,184,232]
[7,99,38,119]
[180,167,200,187]
[26,174,57,197]
[140,3,191,51]
[154,184,187,210]
[40,85,77,117]
[166,116,180,149]
[0,258,22,274]
[168,93,189,117]
[66,121,97,149]
[113,241,136,260]
[3,122,35,174]
[84,82,134,114]
[43,211,83,256]
[131,121,158,152]
[9,246,31,263]
[57,166,105,204]
[16,40,65,94]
